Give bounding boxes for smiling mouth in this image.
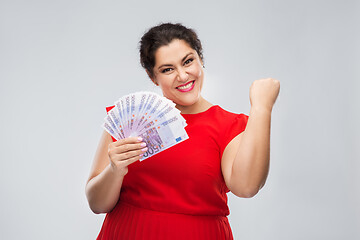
[176,81,195,91]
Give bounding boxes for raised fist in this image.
[249,78,280,111]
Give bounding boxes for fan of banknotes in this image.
[103,91,189,161]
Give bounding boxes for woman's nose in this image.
[177,68,189,82]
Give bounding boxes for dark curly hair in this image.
[139,23,204,79]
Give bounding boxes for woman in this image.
[86,23,280,239]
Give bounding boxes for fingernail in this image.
[140,142,146,147]
[142,147,148,152]
[139,154,144,157]
[137,137,143,142]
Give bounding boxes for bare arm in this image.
[85,131,147,213]
[222,78,280,198]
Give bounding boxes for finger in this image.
[113,142,147,154]
[114,137,143,147]
[113,147,148,161]
[122,154,144,167]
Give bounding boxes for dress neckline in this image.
[180,105,219,116]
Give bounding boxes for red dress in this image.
[97,105,248,240]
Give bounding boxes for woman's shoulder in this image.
[213,105,248,119]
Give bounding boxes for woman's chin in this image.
[175,96,202,109]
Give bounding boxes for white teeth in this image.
[178,81,193,90]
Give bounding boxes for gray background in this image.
[0,0,359,239]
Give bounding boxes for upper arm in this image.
[221,131,244,191]
[86,130,113,184]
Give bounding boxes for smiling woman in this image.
[140,23,208,114]
[150,39,207,114]
[85,22,280,240]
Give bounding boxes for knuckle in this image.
[124,145,130,152]
[123,152,131,159]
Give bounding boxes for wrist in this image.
[109,163,128,178]
[250,105,272,114]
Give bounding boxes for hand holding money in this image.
[103,91,189,161]
[107,137,148,175]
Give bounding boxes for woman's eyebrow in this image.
[157,52,193,70]
[181,53,193,62]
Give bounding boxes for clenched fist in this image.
[249,78,280,111]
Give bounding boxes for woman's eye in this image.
[161,68,172,73]
[184,58,193,65]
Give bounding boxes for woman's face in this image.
[150,39,204,108]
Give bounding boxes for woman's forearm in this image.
[230,106,272,197]
[85,165,126,214]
